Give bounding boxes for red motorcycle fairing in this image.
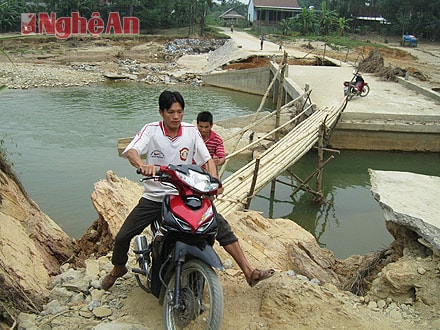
[161,195,218,237]
[169,195,214,233]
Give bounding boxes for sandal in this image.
[248,268,275,287]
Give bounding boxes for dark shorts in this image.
[112,197,238,265]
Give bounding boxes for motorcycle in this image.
[343,72,370,101]
[132,164,224,330]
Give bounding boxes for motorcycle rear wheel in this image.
[163,259,223,330]
[360,84,370,97]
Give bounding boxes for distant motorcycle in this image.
[343,72,370,101]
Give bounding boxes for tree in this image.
[295,7,318,35]
[189,0,214,36]
[56,0,101,17]
[0,0,29,32]
[279,17,295,35]
[319,1,338,35]
[380,0,440,40]
[337,16,352,36]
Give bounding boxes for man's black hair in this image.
[159,90,185,111]
[197,111,213,124]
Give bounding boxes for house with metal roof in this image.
[219,8,246,25]
[247,0,302,26]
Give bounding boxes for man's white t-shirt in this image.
[121,121,211,202]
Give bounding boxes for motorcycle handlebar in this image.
[136,165,163,180]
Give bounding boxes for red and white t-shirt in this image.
[122,121,211,202]
[204,130,225,160]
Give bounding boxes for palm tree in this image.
[337,17,352,36]
[279,17,294,35]
[319,1,338,36]
[296,7,317,35]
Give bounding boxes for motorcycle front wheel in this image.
[360,84,370,97]
[163,259,223,330]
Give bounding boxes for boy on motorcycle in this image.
[101,90,275,291]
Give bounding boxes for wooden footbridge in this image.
[215,95,346,216]
[213,55,347,216]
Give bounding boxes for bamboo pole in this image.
[225,111,330,192]
[275,51,288,141]
[222,90,311,143]
[219,91,313,177]
[253,63,286,121]
[224,104,313,160]
[220,128,318,195]
[315,122,325,202]
[245,156,261,209]
[216,104,345,216]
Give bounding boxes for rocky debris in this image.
[0,62,106,89]
[162,38,226,61]
[2,158,440,328]
[0,38,228,89]
[15,255,140,329]
[14,255,424,330]
[0,58,205,89]
[367,169,440,323]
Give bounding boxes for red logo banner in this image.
[21,12,140,39]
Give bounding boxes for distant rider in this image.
[354,73,364,93]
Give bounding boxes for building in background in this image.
[247,0,301,26]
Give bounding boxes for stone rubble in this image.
[0,38,225,89]
[16,253,422,330]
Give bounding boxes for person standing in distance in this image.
[101,90,275,290]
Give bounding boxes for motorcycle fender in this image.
[173,241,225,271]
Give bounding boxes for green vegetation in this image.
[0,0,246,36]
[1,0,437,40]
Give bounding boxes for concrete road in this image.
[219,27,440,121]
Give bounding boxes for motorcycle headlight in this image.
[176,169,218,192]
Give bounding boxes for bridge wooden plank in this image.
[215,102,345,216]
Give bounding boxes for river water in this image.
[1,83,439,258]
